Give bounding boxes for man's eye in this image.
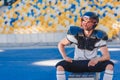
[82,20,87,22]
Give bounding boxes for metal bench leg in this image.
[95,72,100,80]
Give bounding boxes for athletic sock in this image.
[103,70,113,80]
[56,71,66,80]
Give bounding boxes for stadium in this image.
[0,0,120,80]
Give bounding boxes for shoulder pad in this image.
[67,26,83,35]
[94,30,108,40]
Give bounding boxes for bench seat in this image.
[68,72,100,80]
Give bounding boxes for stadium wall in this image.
[0,0,120,48]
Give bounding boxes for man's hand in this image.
[88,58,99,67]
[64,57,73,63]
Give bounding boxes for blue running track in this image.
[0,47,120,80]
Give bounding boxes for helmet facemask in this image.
[81,12,99,29]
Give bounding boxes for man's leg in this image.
[56,66,66,80]
[103,64,114,80]
[55,60,90,80]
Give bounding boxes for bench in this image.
[68,72,100,80]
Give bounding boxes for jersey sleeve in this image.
[95,40,107,48]
[66,34,77,44]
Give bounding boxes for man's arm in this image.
[98,46,110,61]
[88,46,110,67]
[58,38,73,63]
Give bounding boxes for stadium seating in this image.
[0,0,4,7]
[0,0,120,39]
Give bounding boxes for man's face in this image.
[81,16,97,31]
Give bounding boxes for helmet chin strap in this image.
[92,22,98,29]
[92,25,96,29]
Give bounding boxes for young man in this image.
[55,12,114,80]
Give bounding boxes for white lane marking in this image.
[32,59,62,66]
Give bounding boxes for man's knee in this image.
[106,64,114,70]
[57,65,64,71]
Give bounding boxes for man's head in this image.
[81,12,99,31]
